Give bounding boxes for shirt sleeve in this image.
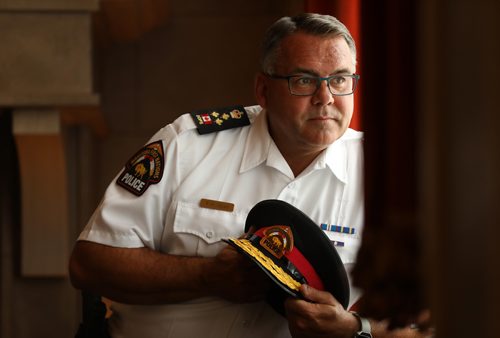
[78,123,182,250]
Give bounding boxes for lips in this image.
[309,115,339,122]
[311,116,333,120]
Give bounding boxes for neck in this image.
[280,147,325,177]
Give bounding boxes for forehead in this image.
[276,32,355,74]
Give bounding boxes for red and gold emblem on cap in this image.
[260,226,294,259]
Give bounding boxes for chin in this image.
[315,132,342,145]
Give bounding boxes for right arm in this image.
[69,240,270,305]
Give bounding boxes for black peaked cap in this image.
[226,199,350,316]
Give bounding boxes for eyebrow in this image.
[289,67,354,77]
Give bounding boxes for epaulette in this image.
[190,105,250,135]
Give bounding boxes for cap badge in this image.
[260,226,294,259]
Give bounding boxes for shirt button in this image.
[206,231,214,238]
[288,182,296,189]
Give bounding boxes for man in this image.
[70,13,424,338]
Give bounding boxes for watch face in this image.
[355,332,373,338]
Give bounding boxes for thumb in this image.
[299,284,336,305]
[239,225,256,239]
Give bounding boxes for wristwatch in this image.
[350,311,372,338]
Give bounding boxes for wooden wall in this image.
[0,1,304,337]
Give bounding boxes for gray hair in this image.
[260,13,357,74]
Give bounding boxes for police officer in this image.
[70,13,427,338]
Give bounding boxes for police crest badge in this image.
[117,141,164,196]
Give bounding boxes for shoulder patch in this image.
[190,105,250,134]
[116,141,164,196]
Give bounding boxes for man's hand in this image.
[284,284,358,338]
[285,284,435,338]
[204,244,271,303]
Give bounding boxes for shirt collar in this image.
[240,109,294,178]
[240,108,349,183]
[324,139,348,183]
[239,108,272,172]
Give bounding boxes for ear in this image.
[254,72,268,108]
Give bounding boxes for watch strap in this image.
[350,311,372,338]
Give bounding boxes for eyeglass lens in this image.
[289,75,356,96]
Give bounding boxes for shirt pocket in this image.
[171,201,248,257]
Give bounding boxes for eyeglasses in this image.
[266,73,360,96]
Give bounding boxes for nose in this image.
[312,79,334,106]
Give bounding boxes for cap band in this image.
[285,241,324,290]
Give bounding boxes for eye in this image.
[330,76,347,86]
[294,76,316,86]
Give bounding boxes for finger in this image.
[299,284,336,305]
[243,225,256,239]
[284,286,328,317]
[416,309,432,329]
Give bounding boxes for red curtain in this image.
[304,0,362,131]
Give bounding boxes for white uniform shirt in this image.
[79,105,364,338]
